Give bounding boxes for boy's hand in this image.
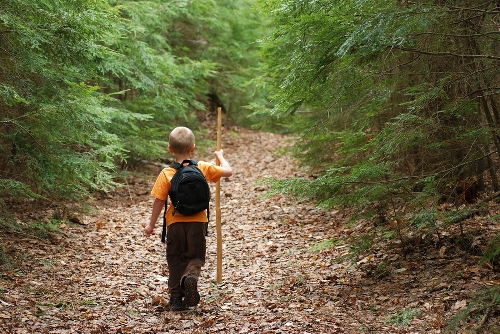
[214,149,224,160]
[144,223,155,236]
[214,149,232,177]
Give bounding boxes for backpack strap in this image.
[170,159,198,169]
[161,204,168,243]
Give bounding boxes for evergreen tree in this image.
[163,0,267,124]
[259,0,500,227]
[0,0,265,218]
[259,2,500,329]
[0,0,129,203]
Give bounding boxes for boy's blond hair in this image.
[169,127,195,154]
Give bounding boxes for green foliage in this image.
[308,238,339,252]
[448,286,500,332]
[0,179,42,199]
[410,209,437,231]
[480,233,500,267]
[23,220,62,239]
[349,233,373,262]
[1,0,266,213]
[0,0,129,200]
[258,0,500,249]
[385,308,420,327]
[441,207,476,227]
[163,0,268,124]
[80,300,99,307]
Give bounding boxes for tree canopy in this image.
[0,0,265,212]
[259,0,500,224]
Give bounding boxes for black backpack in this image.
[161,160,210,242]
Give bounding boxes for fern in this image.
[480,233,500,267]
[448,286,500,332]
[410,209,437,231]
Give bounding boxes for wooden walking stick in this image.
[215,107,223,282]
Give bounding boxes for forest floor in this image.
[1,126,500,333]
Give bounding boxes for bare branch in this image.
[406,1,500,15]
[412,31,500,39]
[448,2,499,14]
[0,109,50,123]
[398,47,500,60]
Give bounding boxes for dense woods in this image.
[257,1,500,328]
[0,0,263,206]
[261,0,500,208]
[259,0,500,272]
[2,0,500,331]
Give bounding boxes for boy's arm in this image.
[214,149,232,177]
[144,198,166,236]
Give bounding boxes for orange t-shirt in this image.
[151,161,223,226]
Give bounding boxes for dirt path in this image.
[1,128,499,333]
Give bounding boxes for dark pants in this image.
[166,222,206,297]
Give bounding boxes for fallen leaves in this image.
[151,296,169,308]
[1,127,500,333]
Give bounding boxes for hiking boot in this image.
[168,296,185,311]
[182,276,200,307]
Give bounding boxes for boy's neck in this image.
[175,154,192,163]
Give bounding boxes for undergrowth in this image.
[385,308,421,327]
[448,286,500,333]
[480,233,500,267]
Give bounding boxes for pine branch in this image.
[2,119,48,154]
[0,110,41,123]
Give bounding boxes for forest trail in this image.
[1,128,499,333]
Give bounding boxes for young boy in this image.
[144,126,232,310]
